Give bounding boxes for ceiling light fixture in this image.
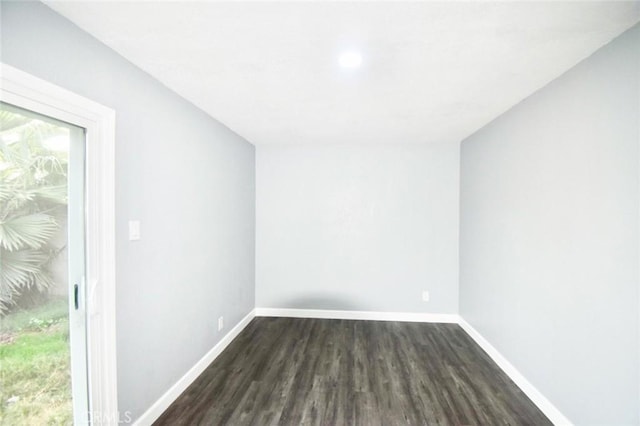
[338,51,362,69]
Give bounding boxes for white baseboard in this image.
[133,309,256,426]
[458,317,572,426]
[255,307,459,323]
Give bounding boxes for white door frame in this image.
[1,63,118,425]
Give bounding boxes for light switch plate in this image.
[128,220,141,241]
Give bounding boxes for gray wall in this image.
[460,24,639,425]
[1,1,256,421]
[257,143,459,313]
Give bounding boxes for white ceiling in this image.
[45,1,640,146]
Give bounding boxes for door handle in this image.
[74,284,79,310]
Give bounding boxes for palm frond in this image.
[0,213,59,251]
[0,109,31,132]
[0,104,69,314]
[0,248,54,314]
[31,185,67,203]
[0,185,66,205]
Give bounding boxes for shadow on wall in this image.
[280,295,359,311]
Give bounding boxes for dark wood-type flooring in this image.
[155,317,551,426]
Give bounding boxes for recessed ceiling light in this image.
[338,51,362,69]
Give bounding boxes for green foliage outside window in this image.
[0,106,68,315]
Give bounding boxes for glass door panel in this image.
[0,102,89,424]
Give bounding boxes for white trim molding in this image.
[458,318,573,426]
[255,307,459,323]
[1,64,117,425]
[134,309,257,426]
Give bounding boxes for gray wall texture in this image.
[256,143,459,314]
[1,1,256,421]
[459,24,639,424]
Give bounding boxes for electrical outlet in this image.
[422,291,430,302]
[218,316,224,331]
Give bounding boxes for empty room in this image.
[0,1,639,425]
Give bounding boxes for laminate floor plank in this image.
[154,318,551,426]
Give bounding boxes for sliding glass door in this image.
[0,102,89,424]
